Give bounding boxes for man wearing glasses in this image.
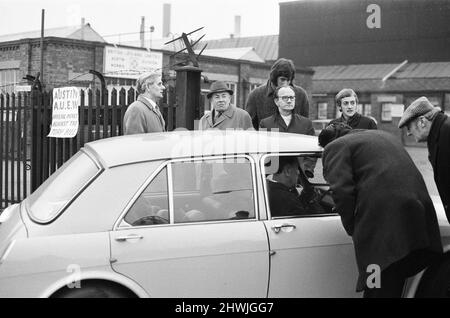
[328,88,377,129]
[260,86,317,180]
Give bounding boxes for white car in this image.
[0,130,449,298]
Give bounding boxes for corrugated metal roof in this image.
[194,47,265,63]
[397,62,450,78]
[200,35,278,62]
[0,24,105,43]
[314,78,450,93]
[313,62,450,81]
[313,61,450,93]
[313,64,399,80]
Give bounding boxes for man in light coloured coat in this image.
[123,71,166,135]
[199,81,253,130]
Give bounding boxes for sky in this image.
[0,0,289,42]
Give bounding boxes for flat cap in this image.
[398,97,435,128]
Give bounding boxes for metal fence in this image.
[0,86,177,210]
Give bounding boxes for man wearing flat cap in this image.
[199,81,253,130]
[399,96,450,223]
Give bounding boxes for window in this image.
[356,104,363,115]
[317,103,328,120]
[364,104,372,117]
[226,82,238,106]
[27,151,101,223]
[171,157,256,223]
[122,156,256,227]
[124,167,169,226]
[262,154,335,219]
[0,69,19,94]
[381,103,392,122]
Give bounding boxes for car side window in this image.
[171,157,256,223]
[263,154,336,219]
[124,166,170,226]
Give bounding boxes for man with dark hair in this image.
[319,127,442,297]
[328,88,377,129]
[266,156,309,217]
[245,58,310,130]
[398,96,450,223]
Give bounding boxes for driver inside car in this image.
[267,156,325,217]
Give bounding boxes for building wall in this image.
[279,0,450,66]
[0,38,104,92]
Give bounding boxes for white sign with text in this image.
[104,46,163,79]
[48,87,80,138]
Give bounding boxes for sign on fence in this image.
[48,87,80,138]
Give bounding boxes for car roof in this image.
[84,130,322,168]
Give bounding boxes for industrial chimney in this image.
[140,16,145,48]
[234,15,241,38]
[163,3,171,38]
[81,17,85,40]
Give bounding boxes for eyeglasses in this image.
[279,96,296,102]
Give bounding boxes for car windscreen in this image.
[26,150,101,223]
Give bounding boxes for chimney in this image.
[234,15,241,38]
[140,16,145,48]
[81,18,85,40]
[163,3,171,38]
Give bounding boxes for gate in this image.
[1,86,177,210]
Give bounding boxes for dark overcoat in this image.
[245,82,309,130]
[323,130,442,291]
[428,112,450,222]
[328,113,377,130]
[260,113,316,177]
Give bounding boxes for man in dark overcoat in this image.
[319,126,443,297]
[245,58,310,130]
[398,96,450,223]
[260,85,316,179]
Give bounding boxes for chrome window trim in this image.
[167,163,175,223]
[260,152,329,221]
[114,154,259,231]
[27,148,103,225]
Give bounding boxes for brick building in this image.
[0,25,313,120]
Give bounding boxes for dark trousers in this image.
[363,249,440,298]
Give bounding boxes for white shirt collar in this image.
[280,113,292,126]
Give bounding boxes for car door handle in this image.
[272,223,296,234]
[115,234,144,242]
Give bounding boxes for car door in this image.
[110,156,270,297]
[262,154,360,298]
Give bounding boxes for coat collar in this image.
[273,111,297,130]
[205,105,236,127]
[428,112,447,145]
[137,95,158,112]
[337,112,361,127]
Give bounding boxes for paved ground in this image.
[405,146,438,197]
